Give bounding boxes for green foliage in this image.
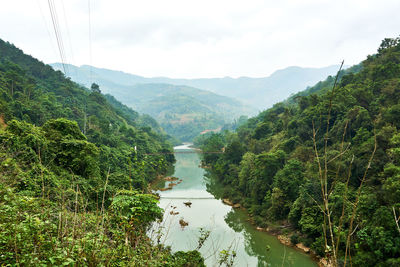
[290,233,300,244]
[171,250,206,267]
[90,82,101,93]
[218,249,237,267]
[0,183,206,266]
[143,92,228,142]
[52,69,256,142]
[201,133,225,165]
[0,185,58,265]
[0,38,205,265]
[200,37,400,265]
[0,37,176,193]
[110,190,163,230]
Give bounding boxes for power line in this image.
[88,0,93,85]
[60,0,78,78]
[51,0,68,75]
[83,0,93,134]
[35,0,58,60]
[47,0,68,75]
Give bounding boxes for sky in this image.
[0,0,399,78]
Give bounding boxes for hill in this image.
[0,39,175,183]
[198,37,400,266]
[51,63,257,141]
[286,63,363,102]
[52,63,343,110]
[0,38,205,265]
[108,83,255,141]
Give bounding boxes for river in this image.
[152,144,316,267]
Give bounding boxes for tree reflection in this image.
[224,210,270,266]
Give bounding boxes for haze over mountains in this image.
[52,63,343,110]
[106,83,255,141]
[52,63,257,141]
[51,63,343,141]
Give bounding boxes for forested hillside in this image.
[133,84,254,141]
[200,38,400,266]
[51,63,257,142]
[0,38,175,189]
[287,63,363,102]
[52,63,342,110]
[0,39,204,265]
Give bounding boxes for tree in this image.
[378,37,400,53]
[201,133,224,165]
[273,159,304,202]
[90,83,101,93]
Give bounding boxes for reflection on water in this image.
[152,145,316,267]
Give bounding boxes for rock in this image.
[296,243,310,253]
[164,176,179,181]
[222,199,240,208]
[318,258,333,267]
[159,181,179,192]
[222,198,233,206]
[159,187,172,191]
[179,218,189,229]
[277,235,291,246]
[183,201,192,207]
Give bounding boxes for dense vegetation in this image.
[127,84,244,142]
[199,38,400,266]
[51,63,256,142]
[0,39,204,265]
[287,63,363,102]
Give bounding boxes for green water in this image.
[152,145,316,267]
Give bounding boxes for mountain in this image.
[0,38,176,192]
[124,83,255,141]
[286,63,363,103]
[52,63,344,110]
[51,63,256,141]
[0,38,208,266]
[197,38,400,266]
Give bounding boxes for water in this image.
[152,144,316,267]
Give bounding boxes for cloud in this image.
[1,0,399,78]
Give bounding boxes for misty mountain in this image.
[52,63,344,110]
[51,63,255,141]
[103,83,256,141]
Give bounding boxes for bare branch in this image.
[335,154,354,257]
[328,143,351,164]
[305,192,326,214]
[393,207,400,234]
[344,132,377,267]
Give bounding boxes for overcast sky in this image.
[1,0,399,78]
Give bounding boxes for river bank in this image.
[152,144,317,266]
[217,196,329,266]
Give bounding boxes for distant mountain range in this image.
[52,63,344,110]
[51,63,344,141]
[51,63,255,141]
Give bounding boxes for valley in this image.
[51,63,342,142]
[0,1,399,264]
